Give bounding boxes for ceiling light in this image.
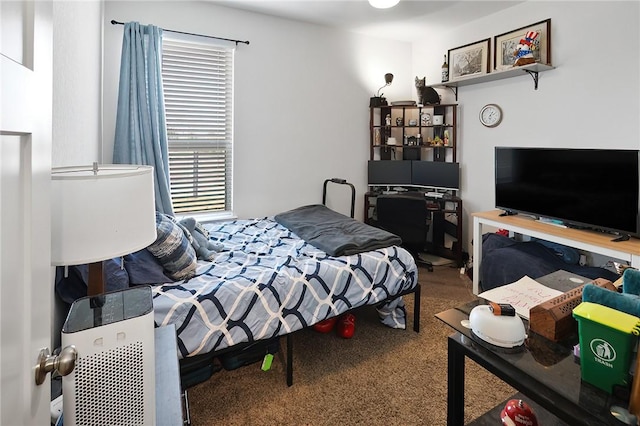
[368,0,400,9]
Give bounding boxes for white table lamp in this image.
[51,163,157,296]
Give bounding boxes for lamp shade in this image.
[51,164,157,266]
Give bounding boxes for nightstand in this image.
[155,324,184,424]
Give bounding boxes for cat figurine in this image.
[415,77,440,106]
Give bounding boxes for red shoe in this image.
[313,317,338,333]
[336,313,356,339]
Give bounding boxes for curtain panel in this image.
[113,21,174,216]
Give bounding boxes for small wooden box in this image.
[529,278,616,342]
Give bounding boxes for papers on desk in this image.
[478,276,564,319]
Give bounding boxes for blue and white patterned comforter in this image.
[152,217,418,359]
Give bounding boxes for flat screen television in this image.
[412,161,460,191]
[495,147,640,237]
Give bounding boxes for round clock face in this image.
[479,104,502,127]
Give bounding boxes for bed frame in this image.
[179,283,420,425]
[179,282,421,389]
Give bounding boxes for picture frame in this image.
[448,38,491,81]
[493,18,551,71]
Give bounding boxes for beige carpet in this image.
[187,265,515,425]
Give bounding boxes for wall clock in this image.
[479,104,503,127]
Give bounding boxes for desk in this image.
[436,301,628,425]
[472,210,640,295]
[365,192,463,265]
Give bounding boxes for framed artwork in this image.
[448,38,491,81]
[493,19,551,71]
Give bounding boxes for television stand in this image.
[471,210,640,294]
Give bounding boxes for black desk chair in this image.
[375,194,433,272]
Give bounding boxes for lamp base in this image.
[88,261,105,296]
[369,96,387,107]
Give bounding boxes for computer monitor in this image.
[367,160,412,186]
[411,161,460,191]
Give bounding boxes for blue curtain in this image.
[113,22,174,216]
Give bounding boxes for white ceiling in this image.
[210,0,524,42]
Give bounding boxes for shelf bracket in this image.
[443,85,458,101]
[524,69,540,90]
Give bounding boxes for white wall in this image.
[52,0,103,166]
[54,1,640,255]
[101,1,413,220]
[412,1,640,255]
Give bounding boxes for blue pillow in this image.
[54,258,129,304]
[147,213,197,280]
[124,248,175,285]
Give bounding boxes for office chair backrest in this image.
[376,195,430,248]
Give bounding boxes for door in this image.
[1,1,53,424]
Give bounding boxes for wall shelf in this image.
[431,63,555,100]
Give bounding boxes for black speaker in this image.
[432,211,445,246]
[433,146,446,162]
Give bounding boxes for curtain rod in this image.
[110,20,250,45]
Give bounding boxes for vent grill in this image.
[74,341,145,425]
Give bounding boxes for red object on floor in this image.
[336,313,356,339]
[496,228,509,237]
[313,317,338,333]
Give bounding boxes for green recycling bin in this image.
[573,302,640,393]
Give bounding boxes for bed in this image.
[55,204,420,387]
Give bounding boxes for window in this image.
[161,36,234,215]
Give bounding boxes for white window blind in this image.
[162,37,234,214]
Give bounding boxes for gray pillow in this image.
[147,213,197,281]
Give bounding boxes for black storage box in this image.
[219,338,280,371]
[403,147,420,161]
[380,146,393,160]
[179,352,221,389]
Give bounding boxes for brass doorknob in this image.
[34,345,77,385]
